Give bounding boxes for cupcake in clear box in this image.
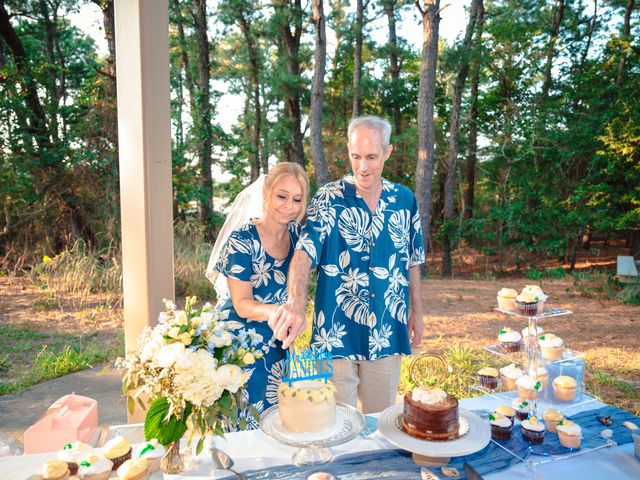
[498,327,522,352]
[499,363,523,390]
[497,288,518,311]
[556,420,582,448]
[553,375,578,401]
[515,292,538,317]
[521,416,546,444]
[522,285,548,314]
[539,333,565,360]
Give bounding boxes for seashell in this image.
[596,415,613,426]
[623,421,639,430]
[440,467,460,477]
[600,429,613,439]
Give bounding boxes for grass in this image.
[0,324,124,396]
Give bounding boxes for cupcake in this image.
[499,363,523,390]
[534,366,549,389]
[515,292,539,317]
[36,460,70,480]
[57,440,93,475]
[556,420,582,448]
[522,285,548,314]
[117,458,150,480]
[477,367,499,389]
[511,398,530,421]
[539,333,565,360]
[489,411,513,440]
[136,439,165,473]
[495,405,516,426]
[78,454,113,480]
[542,408,564,433]
[521,416,546,444]
[498,327,522,352]
[497,288,518,311]
[516,375,543,400]
[521,325,544,347]
[553,375,578,401]
[102,435,132,471]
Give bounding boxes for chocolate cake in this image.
[401,388,460,441]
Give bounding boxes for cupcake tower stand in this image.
[471,306,616,470]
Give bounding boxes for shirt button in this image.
[371,293,376,298]
[371,242,376,247]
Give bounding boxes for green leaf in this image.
[127,396,136,415]
[144,397,192,446]
[195,437,205,456]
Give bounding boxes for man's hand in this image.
[269,301,306,349]
[408,309,424,348]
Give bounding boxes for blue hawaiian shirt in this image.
[213,220,301,428]
[296,176,425,361]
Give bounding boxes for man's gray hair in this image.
[348,115,392,149]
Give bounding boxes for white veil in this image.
[206,175,265,298]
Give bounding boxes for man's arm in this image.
[407,265,424,348]
[269,250,312,349]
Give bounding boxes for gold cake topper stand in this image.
[409,353,452,388]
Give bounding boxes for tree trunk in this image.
[616,0,634,85]
[237,9,265,176]
[415,0,441,275]
[383,0,404,179]
[310,0,330,186]
[579,0,597,71]
[541,0,565,98]
[275,0,305,166]
[441,0,482,277]
[352,0,364,118]
[193,0,214,236]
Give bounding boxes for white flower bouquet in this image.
[118,296,262,454]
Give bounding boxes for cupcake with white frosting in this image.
[511,397,530,421]
[36,460,70,480]
[539,333,564,360]
[522,285,548,314]
[534,366,549,389]
[116,458,149,480]
[521,325,544,347]
[57,441,93,475]
[498,327,522,352]
[516,374,543,400]
[557,420,582,448]
[102,435,132,471]
[136,438,165,473]
[521,416,546,444]
[542,408,564,433]
[515,292,538,317]
[78,454,113,480]
[489,411,513,440]
[553,375,578,401]
[499,363,523,390]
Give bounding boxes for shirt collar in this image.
[343,175,391,199]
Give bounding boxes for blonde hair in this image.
[263,162,310,222]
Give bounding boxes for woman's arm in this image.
[227,277,277,322]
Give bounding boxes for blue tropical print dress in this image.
[295,175,425,361]
[213,220,301,429]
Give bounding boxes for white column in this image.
[115,0,174,357]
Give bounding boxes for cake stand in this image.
[378,405,491,465]
[259,402,365,467]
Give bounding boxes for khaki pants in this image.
[332,355,402,414]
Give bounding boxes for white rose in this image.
[175,311,188,326]
[191,316,203,328]
[214,364,246,393]
[168,326,180,339]
[209,328,232,348]
[180,332,192,346]
[155,342,186,368]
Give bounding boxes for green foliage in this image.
[144,397,192,446]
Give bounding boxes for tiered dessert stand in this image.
[259,401,364,467]
[473,305,616,469]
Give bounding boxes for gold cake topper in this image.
[409,352,452,387]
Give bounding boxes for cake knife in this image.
[463,462,485,480]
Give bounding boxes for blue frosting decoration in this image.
[282,348,333,386]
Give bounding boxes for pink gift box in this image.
[24,393,100,454]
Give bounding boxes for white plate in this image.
[378,405,491,457]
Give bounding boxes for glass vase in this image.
[161,440,185,474]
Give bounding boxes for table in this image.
[3,396,639,480]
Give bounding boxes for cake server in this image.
[463,462,485,480]
[211,447,247,480]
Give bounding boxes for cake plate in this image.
[378,405,491,465]
[259,401,365,467]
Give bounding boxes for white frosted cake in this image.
[278,380,337,433]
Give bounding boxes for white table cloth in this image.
[3,396,639,480]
